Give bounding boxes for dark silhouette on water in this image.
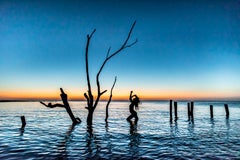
[19,116,26,135]
[105,76,117,122]
[190,101,194,122]
[224,104,229,119]
[174,101,178,121]
[20,116,26,129]
[187,102,191,121]
[127,91,140,124]
[56,123,77,158]
[210,104,214,119]
[187,101,194,123]
[169,100,173,122]
[40,88,81,124]
[84,21,137,125]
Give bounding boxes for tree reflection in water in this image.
[84,125,102,159]
[56,123,77,158]
[128,121,141,159]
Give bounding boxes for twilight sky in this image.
[1,0,240,100]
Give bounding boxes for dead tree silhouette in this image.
[40,88,81,124]
[84,21,137,125]
[105,76,117,122]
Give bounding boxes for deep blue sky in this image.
[1,0,240,100]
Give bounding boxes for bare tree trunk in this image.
[84,21,137,125]
[60,88,80,124]
[105,76,117,122]
[87,109,94,125]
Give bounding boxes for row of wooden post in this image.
[170,100,230,121]
[210,103,229,119]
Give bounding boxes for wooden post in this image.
[170,100,173,121]
[224,104,229,119]
[187,102,191,120]
[174,101,178,120]
[190,101,194,120]
[21,116,26,129]
[210,105,213,118]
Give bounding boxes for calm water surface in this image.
[0,101,240,159]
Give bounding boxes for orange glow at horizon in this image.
[0,89,239,101]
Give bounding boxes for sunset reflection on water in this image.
[0,101,240,159]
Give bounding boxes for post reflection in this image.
[19,128,25,136]
[169,120,179,137]
[225,119,230,141]
[105,121,109,133]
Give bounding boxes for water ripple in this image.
[0,101,240,159]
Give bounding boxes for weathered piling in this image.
[174,101,178,120]
[210,105,213,118]
[170,100,173,121]
[187,102,191,120]
[21,116,26,129]
[190,101,194,120]
[224,104,229,119]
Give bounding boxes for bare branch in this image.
[110,76,117,94]
[84,93,90,106]
[105,76,117,122]
[125,39,138,48]
[88,29,96,39]
[40,101,65,108]
[106,47,111,59]
[100,90,107,95]
[95,21,137,105]
[106,20,137,60]
[85,29,96,108]
[97,21,137,77]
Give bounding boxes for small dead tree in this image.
[84,21,137,125]
[105,76,117,122]
[40,88,81,125]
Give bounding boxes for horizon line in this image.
[1,97,240,103]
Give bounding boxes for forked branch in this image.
[85,29,96,108]
[84,21,137,125]
[95,21,137,108]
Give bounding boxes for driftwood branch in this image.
[40,88,81,124]
[40,101,65,108]
[105,76,117,122]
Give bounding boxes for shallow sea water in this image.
[0,101,240,159]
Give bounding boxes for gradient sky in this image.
[1,0,240,100]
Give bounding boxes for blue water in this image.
[0,101,240,159]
